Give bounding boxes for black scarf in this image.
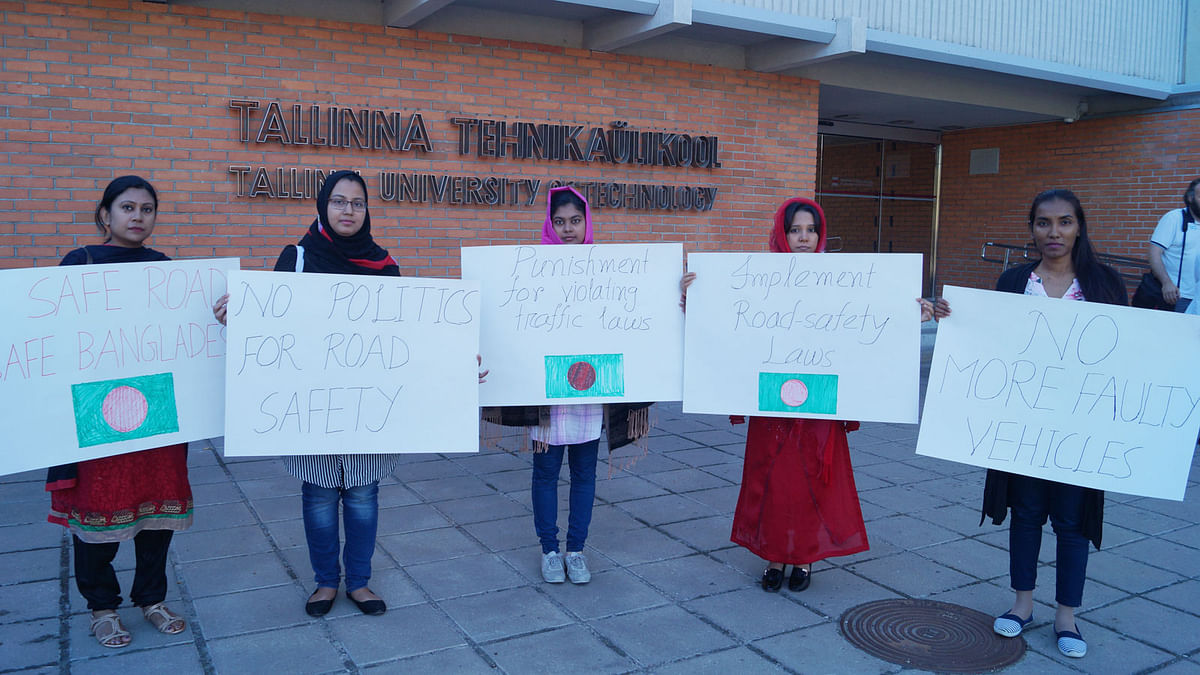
[295,170,399,276]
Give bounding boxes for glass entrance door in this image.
[815,135,939,296]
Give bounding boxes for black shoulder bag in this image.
[1133,208,1192,310]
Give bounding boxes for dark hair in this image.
[783,201,822,232]
[95,175,158,241]
[549,187,586,216]
[1028,189,1124,304]
[1184,178,1200,208]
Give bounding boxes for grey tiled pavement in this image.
[4,329,1200,674]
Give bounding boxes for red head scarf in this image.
[770,197,827,253]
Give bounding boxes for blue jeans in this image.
[1008,474,1089,607]
[531,440,599,554]
[301,481,379,592]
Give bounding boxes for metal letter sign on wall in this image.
[226,99,720,212]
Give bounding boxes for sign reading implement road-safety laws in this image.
[916,286,1200,500]
[0,257,237,476]
[682,252,922,423]
[222,270,481,455]
[461,243,684,406]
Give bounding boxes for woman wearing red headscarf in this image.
[683,197,932,592]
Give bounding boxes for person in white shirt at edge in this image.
[1148,177,1200,312]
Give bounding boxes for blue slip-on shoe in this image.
[993,612,1033,638]
[1056,628,1087,658]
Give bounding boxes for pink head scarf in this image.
[542,185,594,244]
[770,197,827,253]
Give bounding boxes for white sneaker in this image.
[564,551,591,584]
[541,551,565,583]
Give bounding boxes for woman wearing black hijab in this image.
[215,171,399,617]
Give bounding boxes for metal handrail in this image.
[980,241,1150,285]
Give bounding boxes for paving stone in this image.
[235,475,301,500]
[484,624,634,674]
[857,483,951,514]
[753,622,903,674]
[361,646,494,672]
[1146,579,1200,615]
[433,493,529,525]
[177,552,292,597]
[439,587,571,642]
[376,503,451,536]
[207,625,345,673]
[867,513,961,549]
[917,537,1010,579]
[586,526,694,567]
[246,495,300,523]
[652,646,790,674]
[1085,549,1186,593]
[479,468,530,494]
[405,552,525,601]
[375,482,422,508]
[659,515,735,553]
[614,493,719,526]
[0,548,61,585]
[224,459,286,481]
[188,501,256,532]
[629,554,745,602]
[546,567,669,620]
[376,527,485,566]
[685,587,825,640]
[461,515,531,552]
[683,485,741,513]
[328,603,466,664]
[0,618,58,670]
[644,467,732,493]
[1084,597,1200,654]
[2,580,62,624]
[407,475,493,501]
[1029,616,1175,672]
[662,446,737,466]
[192,585,309,638]
[393,458,469,481]
[70,642,203,675]
[848,551,976,597]
[590,605,735,667]
[188,481,243,507]
[593,475,669,503]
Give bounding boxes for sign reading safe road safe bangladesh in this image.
[222,270,481,455]
[682,253,922,423]
[461,243,684,406]
[916,286,1200,500]
[0,258,236,476]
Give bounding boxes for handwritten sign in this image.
[682,252,922,423]
[223,270,480,455]
[916,286,1200,500]
[461,243,684,405]
[0,258,237,475]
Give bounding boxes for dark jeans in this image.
[531,439,599,554]
[73,529,174,611]
[301,481,380,592]
[1008,474,1089,607]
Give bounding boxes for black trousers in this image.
[73,529,173,611]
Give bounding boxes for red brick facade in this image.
[0,0,819,273]
[936,109,1200,294]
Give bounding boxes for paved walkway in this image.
[3,331,1199,674]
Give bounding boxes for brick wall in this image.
[936,110,1200,294]
[0,0,819,273]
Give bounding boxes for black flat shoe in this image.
[788,566,811,592]
[761,567,784,592]
[347,590,386,616]
[305,590,335,617]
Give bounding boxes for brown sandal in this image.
[90,611,131,648]
[141,602,186,634]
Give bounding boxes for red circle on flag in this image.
[567,361,596,391]
[102,385,149,433]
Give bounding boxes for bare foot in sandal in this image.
[91,610,131,648]
[141,602,186,634]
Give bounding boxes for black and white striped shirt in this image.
[281,454,402,489]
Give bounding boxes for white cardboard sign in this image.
[916,285,1200,500]
[0,258,237,475]
[222,270,480,455]
[461,243,684,406]
[682,252,922,423]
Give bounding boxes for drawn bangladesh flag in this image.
[71,373,180,448]
[545,354,625,398]
[758,372,838,415]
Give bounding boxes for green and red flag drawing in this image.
[757,372,838,415]
[71,373,180,447]
[545,354,625,398]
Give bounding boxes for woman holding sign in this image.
[682,197,933,593]
[46,176,191,648]
[215,170,400,617]
[933,189,1127,658]
[484,186,652,585]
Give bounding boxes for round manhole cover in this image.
[840,599,1025,673]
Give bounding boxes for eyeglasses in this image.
[329,197,367,212]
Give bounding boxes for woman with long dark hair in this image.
[934,189,1127,659]
[47,176,192,648]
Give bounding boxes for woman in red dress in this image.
[46,176,192,647]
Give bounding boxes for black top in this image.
[980,260,1128,550]
[60,244,170,266]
